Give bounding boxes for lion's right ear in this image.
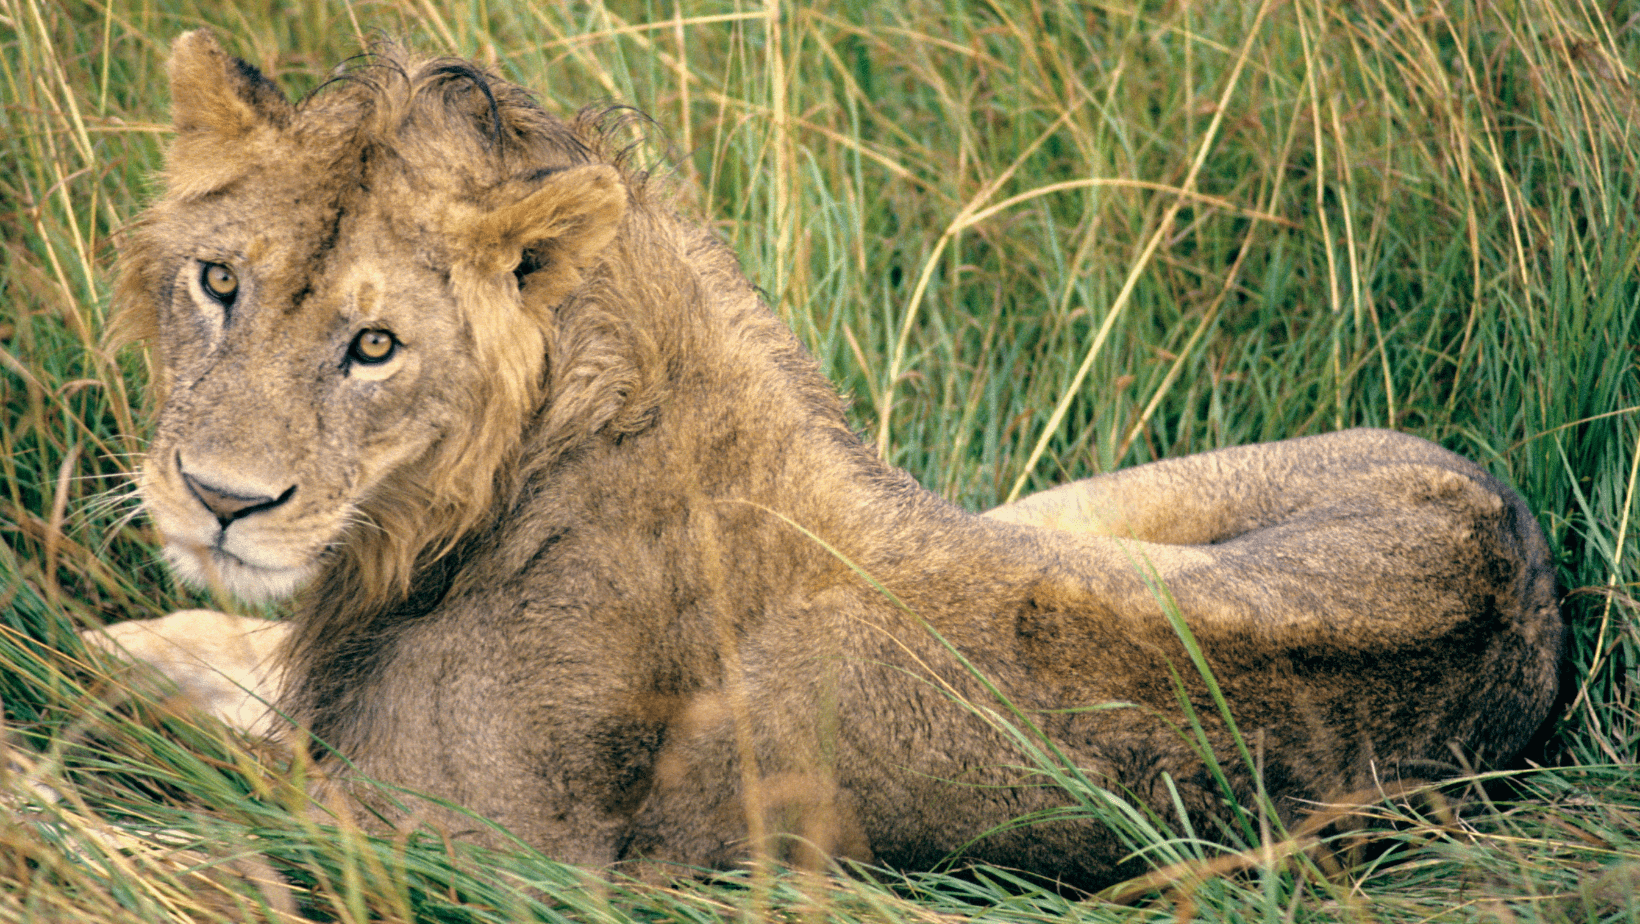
[165,30,292,197]
[169,30,290,136]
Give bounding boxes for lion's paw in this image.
[80,609,289,736]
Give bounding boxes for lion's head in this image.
[116,31,631,603]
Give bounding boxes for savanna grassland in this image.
[3,0,1639,921]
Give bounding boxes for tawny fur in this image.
[117,31,1563,890]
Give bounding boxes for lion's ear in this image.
[164,30,291,197]
[168,30,290,137]
[465,165,628,308]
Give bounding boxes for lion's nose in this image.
[181,469,297,529]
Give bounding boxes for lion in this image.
[110,30,1563,890]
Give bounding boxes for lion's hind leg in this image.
[985,428,1513,547]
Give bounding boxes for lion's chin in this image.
[163,542,314,603]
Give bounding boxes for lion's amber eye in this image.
[349,329,398,365]
[201,262,238,305]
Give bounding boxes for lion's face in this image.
[139,188,473,599]
[123,32,626,602]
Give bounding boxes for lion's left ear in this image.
[464,164,628,309]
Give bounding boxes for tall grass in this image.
[3,0,1638,920]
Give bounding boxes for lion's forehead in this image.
[156,167,458,311]
[158,88,570,286]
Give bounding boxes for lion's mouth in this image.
[163,535,315,602]
[208,542,261,573]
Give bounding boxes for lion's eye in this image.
[348,329,399,365]
[201,262,238,305]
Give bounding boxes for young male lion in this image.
[114,31,1562,890]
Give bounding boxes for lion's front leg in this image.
[617,682,875,877]
[81,609,289,736]
[287,607,683,868]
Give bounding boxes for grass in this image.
[3,0,1639,920]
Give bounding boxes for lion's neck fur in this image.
[286,194,955,726]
